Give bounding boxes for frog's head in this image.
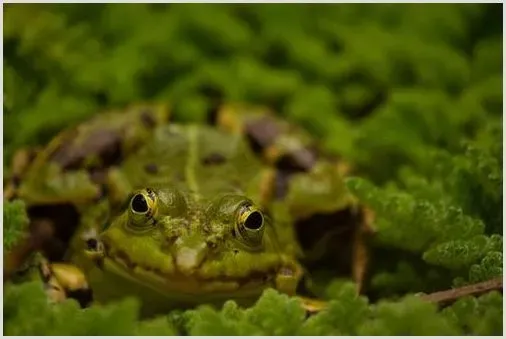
[85,186,302,302]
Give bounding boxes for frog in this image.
[4,102,374,316]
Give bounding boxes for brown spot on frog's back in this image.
[144,163,159,174]
[244,116,319,172]
[89,168,108,185]
[276,147,318,172]
[49,129,123,170]
[244,117,281,152]
[202,153,227,166]
[274,169,298,200]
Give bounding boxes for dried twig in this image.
[419,277,503,306]
[302,277,503,314]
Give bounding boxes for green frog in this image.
[5,103,373,316]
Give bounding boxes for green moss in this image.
[442,291,503,335]
[300,282,370,335]
[3,200,29,252]
[359,296,460,335]
[347,178,485,252]
[3,281,177,335]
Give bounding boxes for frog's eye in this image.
[131,194,149,214]
[128,188,158,231]
[234,204,265,248]
[242,210,264,230]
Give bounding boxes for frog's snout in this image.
[174,242,208,274]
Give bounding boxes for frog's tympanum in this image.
[5,103,374,316]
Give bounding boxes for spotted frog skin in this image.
[5,103,373,316]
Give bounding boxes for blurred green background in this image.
[4,4,502,182]
[3,3,503,335]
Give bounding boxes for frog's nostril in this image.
[86,238,98,251]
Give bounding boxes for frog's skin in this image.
[5,103,374,315]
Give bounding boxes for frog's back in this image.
[120,124,264,200]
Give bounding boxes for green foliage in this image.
[370,261,446,297]
[423,235,501,270]
[3,3,502,336]
[185,290,305,336]
[347,178,485,253]
[4,274,503,336]
[358,296,460,335]
[3,200,30,252]
[467,251,503,284]
[299,282,370,335]
[184,284,497,335]
[348,176,502,289]
[397,132,502,234]
[442,291,503,335]
[3,281,177,335]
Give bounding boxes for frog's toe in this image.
[297,296,328,314]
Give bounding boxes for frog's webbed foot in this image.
[37,256,93,308]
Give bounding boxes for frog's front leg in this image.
[283,161,376,293]
[49,168,130,305]
[65,166,132,255]
[39,224,108,307]
[273,255,329,313]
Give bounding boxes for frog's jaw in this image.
[86,259,269,315]
[100,254,278,302]
[96,235,300,302]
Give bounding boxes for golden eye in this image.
[234,204,265,248]
[128,188,158,230]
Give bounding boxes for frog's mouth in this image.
[90,240,299,301]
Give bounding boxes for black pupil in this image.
[131,194,148,213]
[245,211,263,230]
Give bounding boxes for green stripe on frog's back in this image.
[185,125,201,199]
[120,124,263,201]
